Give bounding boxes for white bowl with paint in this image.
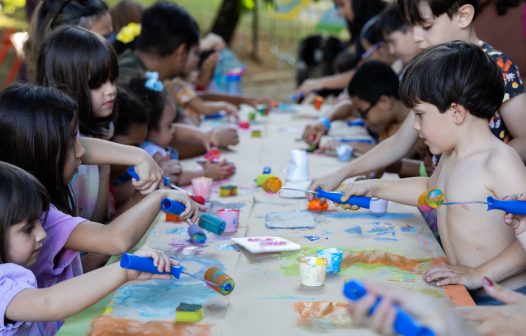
[299,256,327,286]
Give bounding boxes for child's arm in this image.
[424,240,526,289]
[91,165,110,222]
[187,97,238,118]
[172,124,239,151]
[6,249,174,322]
[308,114,420,196]
[65,190,202,255]
[302,102,354,145]
[296,69,355,95]
[339,177,429,208]
[500,93,526,161]
[79,138,163,194]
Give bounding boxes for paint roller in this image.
[264,178,388,215]
[343,280,435,336]
[160,198,225,235]
[127,167,205,205]
[120,253,235,295]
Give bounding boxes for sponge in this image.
[175,303,204,323]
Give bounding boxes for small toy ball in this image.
[417,188,444,213]
[308,198,329,212]
[262,176,283,194]
[426,188,445,209]
[256,174,273,187]
[239,121,250,129]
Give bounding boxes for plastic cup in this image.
[316,248,343,274]
[299,256,327,286]
[216,209,240,233]
[192,177,213,200]
[287,149,310,182]
[336,145,353,162]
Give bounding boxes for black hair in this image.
[378,4,408,37]
[36,26,118,138]
[26,0,109,75]
[0,162,50,263]
[398,0,480,25]
[126,77,167,132]
[494,0,522,15]
[347,0,386,46]
[136,1,200,57]
[356,15,384,57]
[0,84,78,216]
[114,87,148,136]
[400,40,504,118]
[347,61,400,104]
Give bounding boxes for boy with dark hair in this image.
[117,1,240,158]
[342,41,526,303]
[377,4,420,67]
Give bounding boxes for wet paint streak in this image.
[89,315,214,336]
[321,212,415,220]
[303,236,321,241]
[345,226,362,235]
[294,301,353,331]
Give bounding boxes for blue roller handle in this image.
[128,167,170,187]
[120,253,183,278]
[161,198,186,215]
[487,196,526,215]
[344,280,435,336]
[316,189,372,208]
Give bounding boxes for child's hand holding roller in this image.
[124,247,180,281]
[130,149,165,194]
[339,181,373,210]
[503,193,526,246]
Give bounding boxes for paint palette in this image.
[231,237,301,254]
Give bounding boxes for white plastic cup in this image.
[287,149,310,182]
[299,256,327,286]
[191,177,213,200]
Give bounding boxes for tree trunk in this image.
[251,0,260,61]
[210,0,242,46]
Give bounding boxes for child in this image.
[25,0,112,78]
[35,25,118,222]
[127,75,236,184]
[378,3,420,70]
[0,161,176,336]
[111,88,150,213]
[341,41,526,302]
[309,0,526,196]
[0,84,200,331]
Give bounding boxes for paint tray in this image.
[231,237,301,254]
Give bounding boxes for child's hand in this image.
[157,159,183,184]
[162,190,205,222]
[203,159,236,180]
[204,126,239,150]
[302,122,327,145]
[347,281,465,336]
[131,151,164,194]
[216,102,239,119]
[503,193,526,236]
[339,182,372,210]
[424,264,482,289]
[125,247,180,281]
[307,172,346,201]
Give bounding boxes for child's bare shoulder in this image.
[485,141,526,192]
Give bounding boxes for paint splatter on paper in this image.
[265,211,318,229]
[294,301,354,331]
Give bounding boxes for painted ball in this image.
[262,176,283,194]
[417,192,434,213]
[426,188,445,209]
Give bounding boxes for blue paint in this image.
[304,235,321,241]
[375,237,398,241]
[164,227,188,235]
[367,226,396,236]
[345,226,363,235]
[321,212,415,220]
[217,244,240,251]
[400,225,417,234]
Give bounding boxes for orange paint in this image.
[89,316,213,336]
[341,251,435,273]
[308,199,328,212]
[443,285,475,306]
[166,213,182,222]
[294,301,352,327]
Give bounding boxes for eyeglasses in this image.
[356,100,377,118]
[361,42,382,61]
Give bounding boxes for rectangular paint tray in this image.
[231,237,301,254]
